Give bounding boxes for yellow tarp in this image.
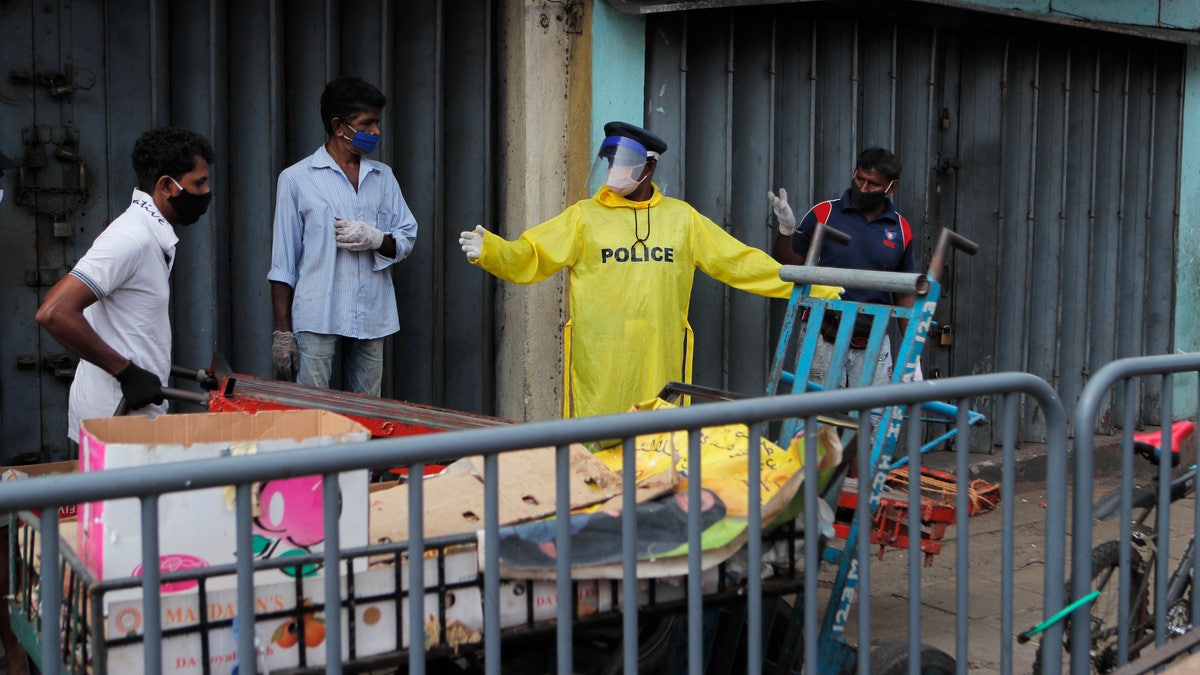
[593,397,843,528]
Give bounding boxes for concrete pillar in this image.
[494,0,592,421]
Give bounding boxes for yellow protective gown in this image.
[473,184,839,419]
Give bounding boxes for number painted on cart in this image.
[832,557,860,636]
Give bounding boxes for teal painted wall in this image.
[1176,43,1200,411]
[1163,0,1200,30]
[590,1,646,158]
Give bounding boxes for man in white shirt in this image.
[36,126,215,445]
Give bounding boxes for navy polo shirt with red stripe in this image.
[791,189,915,305]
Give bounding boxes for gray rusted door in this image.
[643,6,1182,448]
[0,0,497,462]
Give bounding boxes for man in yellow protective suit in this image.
[459,121,840,420]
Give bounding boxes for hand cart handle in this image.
[927,228,979,282]
[656,381,749,403]
[170,363,220,391]
[779,266,930,295]
[114,387,210,416]
[784,218,934,293]
[804,222,852,266]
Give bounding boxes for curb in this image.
[924,433,1152,488]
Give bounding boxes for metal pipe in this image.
[746,422,763,675]
[555,444,572,675]
[236,484,255,674]
[687,429,703,675]
[1001,394,1018,671]
[484,452,500,675]
[141,497,163,674]
[39,509,61,675]
[906,407,923,672]
[324,472,343,675]
[955,399,970,669]
[779,266,929,295]
[408,461,426,675]
[622,436,638,675]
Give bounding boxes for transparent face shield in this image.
[586,135,651,196]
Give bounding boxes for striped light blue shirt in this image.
[268,144,418,339]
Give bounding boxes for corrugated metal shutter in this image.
[0,0,496,462]
[644,6,1183,447]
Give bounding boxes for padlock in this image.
[939,324,954,346]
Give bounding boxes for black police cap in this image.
[603,121,667,156]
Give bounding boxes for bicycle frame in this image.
[1036,463,1199,671]
[1119,467,1198,654]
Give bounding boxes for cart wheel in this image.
[595,614,678,675]
[869,641,956,675]
[490,615,679,675]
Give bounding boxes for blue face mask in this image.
[340,119,379,153]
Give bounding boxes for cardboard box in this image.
[105,566,403,673]
[77,410,371,597]
[368,445,621,541]
[498,578,615,629]
[0,460,79,520]
[104,545,486,673]
[22,524,479,673]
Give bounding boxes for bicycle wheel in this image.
[1033,540,1150,674]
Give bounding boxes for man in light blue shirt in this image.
[268,77,418,396]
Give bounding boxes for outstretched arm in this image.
[459,207,581,284]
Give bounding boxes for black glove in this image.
[115,362,165,410]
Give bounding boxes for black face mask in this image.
[167,177,212,226]
[849,183,889,212]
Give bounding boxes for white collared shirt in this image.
[66,189,177,441]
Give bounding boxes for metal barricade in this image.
[1045,353,1200,675]
[1,373,1069,675]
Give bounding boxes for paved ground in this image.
[839,438,1198,674]
[846,476,1060,673]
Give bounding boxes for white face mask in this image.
[606,164,646,196]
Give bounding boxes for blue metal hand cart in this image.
[759,225,981,673]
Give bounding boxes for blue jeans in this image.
[295,332,385,397]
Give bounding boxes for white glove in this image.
[767,188,797,236]
[334,218,385,251]
[459,225,485,260]
[271,330,298,380]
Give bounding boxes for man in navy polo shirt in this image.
[767,147,916,389]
